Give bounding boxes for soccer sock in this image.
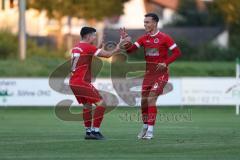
[93,127,100,132]
[141,106,148,124]
[143,124,148,129]
[85,127,91,133]
[93,106,105,129]
[83,108,92,128]
[147,106,157,126]
[147,125,154,132]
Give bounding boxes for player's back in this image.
[70,42,97,83]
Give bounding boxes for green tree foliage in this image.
[0,30,64,60]
[27,0,129,20]
[169,0,224,26]
[214,0,240,27]
[213,0,240,49]
[0,30,18,59]
[168,0,240,53]
[27,0,129,49]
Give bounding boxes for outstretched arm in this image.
[97,38,124,58]
[97,45,120,58]
[125,42,139,54]
[119,27,139,54]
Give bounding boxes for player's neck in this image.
[80,38,93,44]
[80,40,89,43]
[149,29,159,36]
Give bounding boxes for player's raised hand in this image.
[119,27,124,38]
[97,34,106,48]
[123,35,132,42]
[98,40,104,49]
[119,27,128,39]
[115,37,124,51]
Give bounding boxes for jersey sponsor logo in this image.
[146,48,159,56]
[154,38,159,44]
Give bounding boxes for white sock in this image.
[94,127,100,132]
[143,124,148,129]
[86,127,91,133]
[147,125,154,132]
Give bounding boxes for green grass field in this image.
[0,57,235,77]
[0,107,240,160]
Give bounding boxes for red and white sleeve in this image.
[126,36,144,54]
[71,47,82,72]
[164,35,181,65]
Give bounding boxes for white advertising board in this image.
[0,78,239,107]
[182,78,240,105]
[0,78,73,106]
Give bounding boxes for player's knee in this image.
[147,97,157,106]
[141,99,148,107]
[95,100,106,107]
[83,103,92,109]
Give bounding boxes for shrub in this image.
[175,38,239,61]
[0,30,66,60]
[0,30,18,59]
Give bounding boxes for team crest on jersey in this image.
[153,83,158,90]
[154,38,159,44]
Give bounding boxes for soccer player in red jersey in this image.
[70,27,121,140]
[120,13,181,139]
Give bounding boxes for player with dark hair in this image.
[120,13,181,139]
[70,26,122,140]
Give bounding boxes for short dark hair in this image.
[145,13,159,22]
[80,27,96,38]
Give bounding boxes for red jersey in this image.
[129,31,180,76]
[70,42,101,83]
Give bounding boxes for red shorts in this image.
[141,73,169,97]
[70,79,102,104]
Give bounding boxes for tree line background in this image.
[0,0,239,61]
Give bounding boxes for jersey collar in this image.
[149,31,160,37]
